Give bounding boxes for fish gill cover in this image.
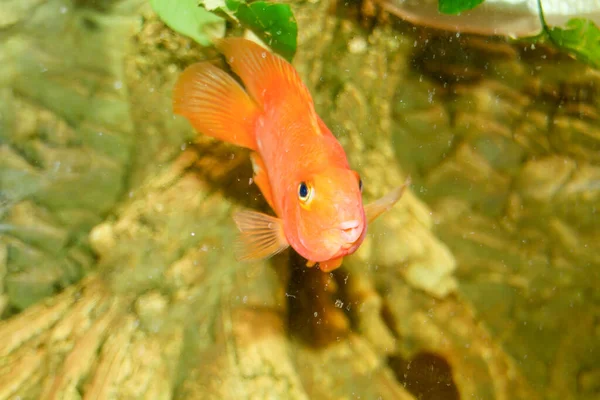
[149,0,298,61]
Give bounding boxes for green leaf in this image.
[234,2,297,61]
[199,0,297,61]
[149,0,225,46]
[151,0,297,61]
[438,0,485,15]
[547,18,600,69]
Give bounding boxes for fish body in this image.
[256,107,367,263]
[173,38,408,271]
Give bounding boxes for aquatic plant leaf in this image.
[199,0,298,61]
[547,18,600,69]
[234,1,298,62]
[149,0,225,46]
[438,0,485,15]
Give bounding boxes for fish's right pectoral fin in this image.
[172,62,259,150]
[365,176,412,224]
[232,210,289,261]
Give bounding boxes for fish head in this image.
[283,167,367,262]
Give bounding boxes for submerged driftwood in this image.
[0,0,598,399]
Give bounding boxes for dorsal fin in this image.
[215,38,321,135]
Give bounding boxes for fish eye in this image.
[298,181,313,203]
[359,178,363,192]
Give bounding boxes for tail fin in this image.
[172,62,259,150]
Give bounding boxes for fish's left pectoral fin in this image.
[250,153,276,210]
[364,176,412,224]
[233,210,289,262]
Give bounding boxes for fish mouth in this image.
[298,220,366,262]
[334,219,365,253]
[338,219,363,244]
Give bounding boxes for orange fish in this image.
[173,38,410,272]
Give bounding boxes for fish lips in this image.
[330,221,367,258]
[296,220,367,262]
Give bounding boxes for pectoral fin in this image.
[233,210,289,261]
[250,153,275,210]
[364,176,412,224]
